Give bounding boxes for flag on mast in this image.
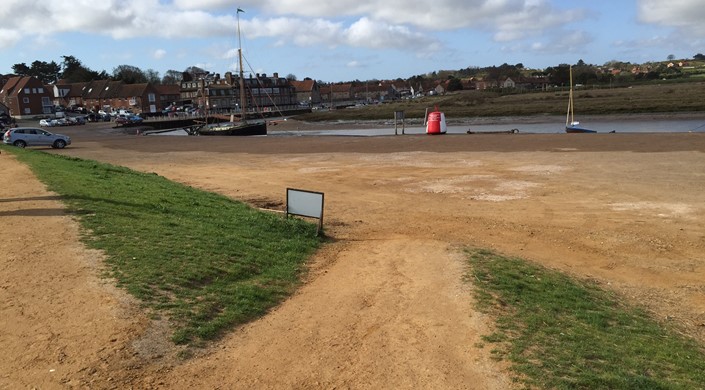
[237,8,244,13]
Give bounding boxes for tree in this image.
[667,54,676,61]
[694,53,705,60]
[11,63,31,76]
[184,66,207,80]
[161,69,183,85]
[446,77,463,91]
[285,73,297,81]
[112,65,147,84]
[11,60,61,83]
[549,64,571,86]
[61,55,104,82]
[144,68,161,84]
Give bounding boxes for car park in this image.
[3,127,71,149]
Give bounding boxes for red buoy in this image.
[426,107,447,135]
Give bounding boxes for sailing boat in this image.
[199,8,267,136]
[565,65,596,133]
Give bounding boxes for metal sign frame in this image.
[286,188,324,235]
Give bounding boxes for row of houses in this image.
[295,76,553,107]
[0,71,552,119]
[0,75,180,119]
[0,72,302,119]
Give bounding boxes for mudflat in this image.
[2,122,704,388]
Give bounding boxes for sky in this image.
[1,0,704,83]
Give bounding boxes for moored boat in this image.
[565,66,596,133]
[565,122,597,133]
[199,121,267,136]
[199,8,267,137]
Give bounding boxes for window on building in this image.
[148,93,156,102]
[38,87,44,93]
[24,88,30,94]
[23,97,29,103]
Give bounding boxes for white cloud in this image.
[153,49,167,59]
[172,0,232,11]
[529,30,593,54]
[0,29,23,49]
[0,0,583,52]
[346,17,432,49]
[244,17,345,47]
[0,0,237,41]
[252,0,584,39]
[638,0,705,36]
[0,0,587,72]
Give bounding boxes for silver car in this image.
[3,127,71,149]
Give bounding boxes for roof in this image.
[82,80,111,99]
[0,76,22,96]
[0,76,43,96]
[154,84,180,95]
[290,80,315,92]
[120,83,149,97]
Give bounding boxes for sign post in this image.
[394,110,405,135]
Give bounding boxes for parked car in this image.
[66,116,86,125]
[3,127,71,149]
[39,118,56,127]
[115,115,144,126]
[0,113,12,126]
[87,112,111,122]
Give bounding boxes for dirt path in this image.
[2,130,705,388]
[0,152,150,388]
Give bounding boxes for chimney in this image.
[273,72,279,78]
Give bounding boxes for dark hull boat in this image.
[198,8,267,137]
[565,124,596,133]
[199,121,267,136]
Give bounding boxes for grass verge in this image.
[466,248,705,389]
[8,147,320,346]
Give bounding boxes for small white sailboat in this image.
[565,65,596,134]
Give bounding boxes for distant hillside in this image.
[297,81,705,121]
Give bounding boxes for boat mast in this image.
[566,65,574,126]
[237,8,247,123]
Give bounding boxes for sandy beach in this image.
[2,119,704,388]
